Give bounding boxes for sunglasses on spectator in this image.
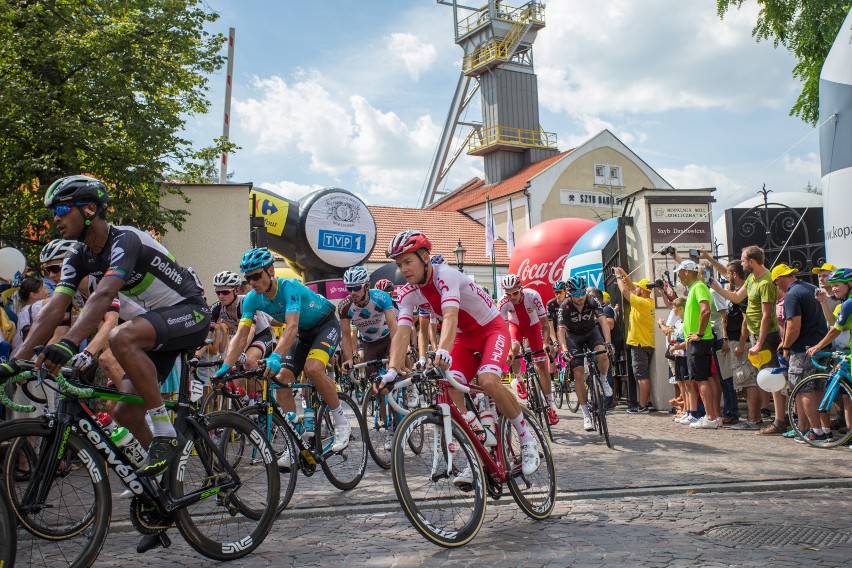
[346,285,364,292]
[43,264,62,275]
[245,271,266,282]
[214,289,233,296]
[50,203,90,217]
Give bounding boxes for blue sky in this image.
[184,1,822,218]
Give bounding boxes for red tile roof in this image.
[428,150,572,211]
[368,206,509,266]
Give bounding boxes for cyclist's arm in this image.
[221,324,252,368]
[819,297,836,325]
[597,314,612,343]
[384,308,398,339]
[429,321,438,350]
[85,310,119,356]
[59,275,123,350]
[340,317,354,363]
[808,328,840,354]
[540,315,552,345]
[557,325,568,353]
[13,290,73,359]
[437,306,459,356]
[273,312,299,358]
[387,324,411,372]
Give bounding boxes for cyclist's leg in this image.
[301,320,342,411]
[277,340,309,414]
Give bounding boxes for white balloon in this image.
[0,247,27,283]
[756,368,786,393]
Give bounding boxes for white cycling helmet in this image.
[39,239,76,264]
[213,270,242,287]
[343,266,370,286]
[501,274,521,291]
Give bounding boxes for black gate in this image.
[601,217,635,405]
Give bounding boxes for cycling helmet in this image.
[39,239,76,263]
[431,254,446,265]
[44,175,110,208]
[343,266,370,286]
[213,270,242,287]
[827,268,852,284]
[387,230,432,258]
[239,247,275,273]
[565,276,586,294]
[374,278,394,292]
[501,274,521,291]
[552,280,567,292]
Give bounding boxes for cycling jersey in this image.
[240,278,334,330]
[397,264,498,333]
[834,297,852,352]
[546,297,563,322]
[498,289,546,329]
[337,289,394,342]
[56,225,205,311]
[212,295,272,335]
[558,296,603,335]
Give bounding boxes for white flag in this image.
[485,198,496,259]
[506,198,516,258]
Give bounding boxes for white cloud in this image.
[257,180,325,202]
[783,152,820,179]
[560,114,647,149]
[658,163,748,214]
[387,33,438,81]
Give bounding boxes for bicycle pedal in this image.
[137,530,171,553]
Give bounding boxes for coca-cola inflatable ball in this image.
[508,218,596,303]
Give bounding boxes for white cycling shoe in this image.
[277,446,292,469]
[520,440,540,476]
[331,422,352,453]
[583,415,594,431]
[453,465,473,487]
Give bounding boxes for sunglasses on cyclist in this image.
[50,203,90,217]
[214,289,233,296]
[570,290,586,298]
[244,271,266,283]
[346,285,364,293]
[507,289,522,296]
[43,264,62,275]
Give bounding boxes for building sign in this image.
[560,190,622,209]
[649,204,712,252]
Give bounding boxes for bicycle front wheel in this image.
[0,418,111,568]
[172,411,280,561]
[787,374,852,449]
[592,375,612,448]
[238,405,298,512]
[0,485,15,568]
[362,387,394,469]
[500,406,556,520]
[316,393,368,490]
[391,408,486,548]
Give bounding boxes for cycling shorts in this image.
[248,327,275,358]
[450,316,510,385]
[137,299,211,384]
[564,327,606,370]
[361,335,391,377]
[282,314,341,376]
[508,321,547,362]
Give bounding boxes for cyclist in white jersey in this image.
[498,274,559,425]
[378,230,540,478]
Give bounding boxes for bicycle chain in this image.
[130,497,174,535]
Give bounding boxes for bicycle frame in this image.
[815,357,851,413]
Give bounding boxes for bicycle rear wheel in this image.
[500,406,556,520]
[238,405,298,512]
[588,374,612,448]
[199,386,240,415]
[555,374,565,409]
[787,374,852,449]
[391,408,486,548]
[172,411,279,561]
[0,418,110,568]
[525,372,552,442]
[362,387,394,469]
[0,484,16,568]
[316,393,368,490]
[566,372,580,413]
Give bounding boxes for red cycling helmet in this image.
[375,278,394,292]
[387,230,432,259]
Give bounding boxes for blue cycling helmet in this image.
[552,280,567,292]
[431,254,446,265]
[343,266,370,286]
[565,276,586,294]
[239,247,275,273]
[827,268,852,284]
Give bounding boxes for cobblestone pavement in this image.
[37,405,852,566]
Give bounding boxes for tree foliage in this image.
[717,0,852,125]
[0,0,230,259]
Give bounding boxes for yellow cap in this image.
[635,278,653,291]
[812,263,837,275]
[770,263,797,281]
[748,349,772,368]
[603,291,611,302]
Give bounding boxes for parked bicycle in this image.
[787,352,852,449]
[388,367,556,547]
[0,355,280,568]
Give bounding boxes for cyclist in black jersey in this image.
[546,281,567,347]
[2,176,210,478]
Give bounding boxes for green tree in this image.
[0,0,229,255]
[717,0,852,125]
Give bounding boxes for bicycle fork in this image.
[431,403,455,479]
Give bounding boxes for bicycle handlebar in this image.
[811,351,848,372]
[353,358,388,370]
[0,373,37,413]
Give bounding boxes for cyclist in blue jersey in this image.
[214,248,351,452]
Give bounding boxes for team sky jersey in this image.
[397,264,499,333]
[498,289,546,328]
[240,277,334,330]
[212,295,271,335]
[558,296,603,335]
[56,225,204,312]
[337,289,394,342]
[546,297,563,322]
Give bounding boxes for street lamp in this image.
[454,239,467,272]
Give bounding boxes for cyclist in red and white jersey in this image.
[498,274,558,425]
[378,230,540,478]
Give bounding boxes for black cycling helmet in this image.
[553,280,567,292]
[44,175,110,209]
[565,276,586,294]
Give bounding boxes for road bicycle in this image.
[786,352,852,449]
[518,350,554,442]
[569,348,613,449]
[388,367,556,547]
[552,349,579,413]
[0,355,279,568]
[219,364,368,501]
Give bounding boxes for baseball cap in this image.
[770,263,797,281]
[675,260,699,272]
[812,262,837,274]
[635,278,653,291]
